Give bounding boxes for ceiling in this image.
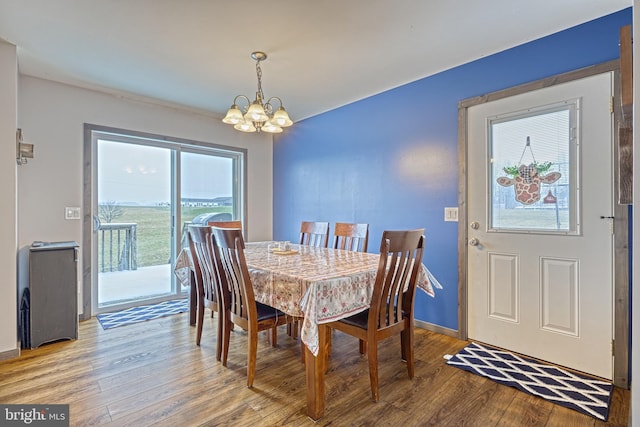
[0,1,631,122]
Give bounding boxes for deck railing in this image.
[98,223,137,272]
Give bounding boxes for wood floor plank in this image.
[496,392,554,426]
[72,405,113,427]
[596,387,631,427]
[0,312,629,426]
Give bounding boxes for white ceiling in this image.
[0,0,631,122]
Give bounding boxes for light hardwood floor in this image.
[0,312,629,426]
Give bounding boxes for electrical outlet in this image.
[65,207,81,220]
[444,207,458,222]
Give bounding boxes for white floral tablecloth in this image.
[243,242,441,356]
[175,241,442,356]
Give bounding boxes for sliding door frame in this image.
[82,124,247,318]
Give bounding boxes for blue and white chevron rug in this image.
[445,342,613,421]
[97,298,189,330]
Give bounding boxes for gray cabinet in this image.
[28,241,79,348]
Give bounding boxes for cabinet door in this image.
[30,247,78,348]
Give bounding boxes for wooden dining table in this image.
[175,241,439,420]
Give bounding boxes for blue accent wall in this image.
[273,9,632,331]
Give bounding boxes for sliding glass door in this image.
[95,139,177,312]
[87,126,245,315]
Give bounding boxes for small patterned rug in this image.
[97,298,189,330]
[444,342,613,421]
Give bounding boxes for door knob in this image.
[469,238,479,246]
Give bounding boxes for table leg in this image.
[305,323,327,420]
[189,270,196,326]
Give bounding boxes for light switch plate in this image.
[444,207,458,222]
[65,207,81,220]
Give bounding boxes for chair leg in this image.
[271,325,278,347]
[196,298,205,346]
[215,309,223,362]
[367,340,379,402]
[247,328,258,388]
[401,326,415,379]
[325,328,332,370]
[359,339,367,354]
[288,317,301,339]
[287,319,296,338]
[297,317,306,363]
[221,315,232,366]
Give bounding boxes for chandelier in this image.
[222,51,293,133]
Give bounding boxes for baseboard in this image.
[415,319,458,338]
[0,344,20,361]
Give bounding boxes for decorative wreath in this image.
[502,161,552,178]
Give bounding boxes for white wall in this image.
[16,76,273,315]
[0,41,18,356]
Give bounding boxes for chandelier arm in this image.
[233,95,251,111]
[262,101,274,117]
[265,97,284,109]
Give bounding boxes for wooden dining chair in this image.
[210,226,292,387]
[326,229,425,402]
[299,221,330,248]
[333,222,369,252]
[326,222,370,355]
[187,225,223,360]
[291,221,330,344]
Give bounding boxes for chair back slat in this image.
[370,229,425,331]
[299,221,330,248]
[333,222,369,252]
[188,225,218,305]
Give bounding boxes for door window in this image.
[489,101,577,234]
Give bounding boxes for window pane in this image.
[97,140,173,306]
[180,152,235,246]
[490,106,572,232]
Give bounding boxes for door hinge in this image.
[610,96,614,113]
[612,339,615,356]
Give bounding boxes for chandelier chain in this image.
[255,60,264,101]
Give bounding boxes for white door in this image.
[467,72,614,379]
